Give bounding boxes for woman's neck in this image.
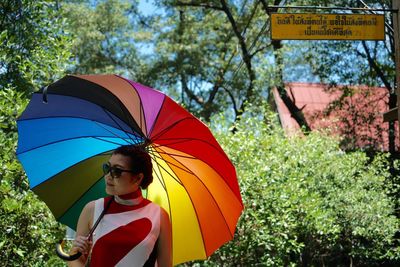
[114,190,143,206]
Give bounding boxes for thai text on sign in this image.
[271,13,385,40]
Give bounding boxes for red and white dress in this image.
[90,191,161,267]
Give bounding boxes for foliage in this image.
[187,103,400,266]
[283,0,394,87]
[307,85,394,152]
[1,1,71,266]
[149,0,279,122]
[0,89,65,266]
[0,0,72,93]
[62,0,276,122]
[61,0,145,78]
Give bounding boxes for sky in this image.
[138,0,157,16]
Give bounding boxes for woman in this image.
[68,145,172,267]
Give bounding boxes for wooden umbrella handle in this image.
[55,239,82,261]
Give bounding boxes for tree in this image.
[138,0,273,122]
[62,0,259,121]
[144,0,322,128]
[61,0,147,79]
[0,1,71,265]
[0,0,71,93]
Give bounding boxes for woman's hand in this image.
[67,201,95,267]
[71,235,92,256]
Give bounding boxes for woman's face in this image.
[104,153,141,196]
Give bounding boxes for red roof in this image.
[272,82,399,151]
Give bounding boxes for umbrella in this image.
[16,74,243,265]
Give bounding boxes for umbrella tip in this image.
[139,139,152,150]
[42,86,49,104]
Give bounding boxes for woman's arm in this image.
[157,208,172,267]
[67,201,95,267]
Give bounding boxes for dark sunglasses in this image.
[102,163,134,179]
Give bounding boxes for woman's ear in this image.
[137,173,144,184]
[131,173,143,185]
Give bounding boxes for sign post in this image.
[392,1,400,133]
[271,13,385,40]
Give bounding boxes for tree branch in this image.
[358,41,392,92]
[222,85,239,117]
[200,44,237,121]
[250,45,268,57]
[175,10,204,106]
[260,0,311,132]
[180,73,204,105]
[175,1,223,11]
[219,0,256,121]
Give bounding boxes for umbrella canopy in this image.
[16,74,243,265]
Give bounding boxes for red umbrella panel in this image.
[16,74,244,265]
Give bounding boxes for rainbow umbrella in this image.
[16,74,243,265]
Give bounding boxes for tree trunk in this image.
[261,0,311,132]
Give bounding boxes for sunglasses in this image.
[102,163,134,179]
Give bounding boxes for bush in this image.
[194,103,400,266]
[0,88,66,266]
[1,1,71,263]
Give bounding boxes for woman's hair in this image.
[113,145,153,189]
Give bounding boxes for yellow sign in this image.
[271,13,385,40]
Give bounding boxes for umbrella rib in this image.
[150,143,197,159]
[150,154,167,190]
[17,135,131,155]
[101,107,140,144]
[139,91,147,137]
[150,117,196,141]
[146,94,165,138]
[115,75,148,137]
[92,119,143,145]
[147,149,174,223]
[152,150,196,160]
[17,115,137,154]
[147,147,191,244]
[148,149,195,176]
[146,148,184,186]
[153,139,240,205]
[151,138,198,150]
[150,153,193,180]
[91,136,136,147]
[154,137,233,164]
[150,118,233,163]
[148,154,174,231]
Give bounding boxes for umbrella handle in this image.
[55,239,82,261]
[55,197,113,261]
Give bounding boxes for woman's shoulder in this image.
[81,200,97,216]
[145,201,169,220]
[156,205,170,223]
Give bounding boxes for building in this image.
[272,82,398,151]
